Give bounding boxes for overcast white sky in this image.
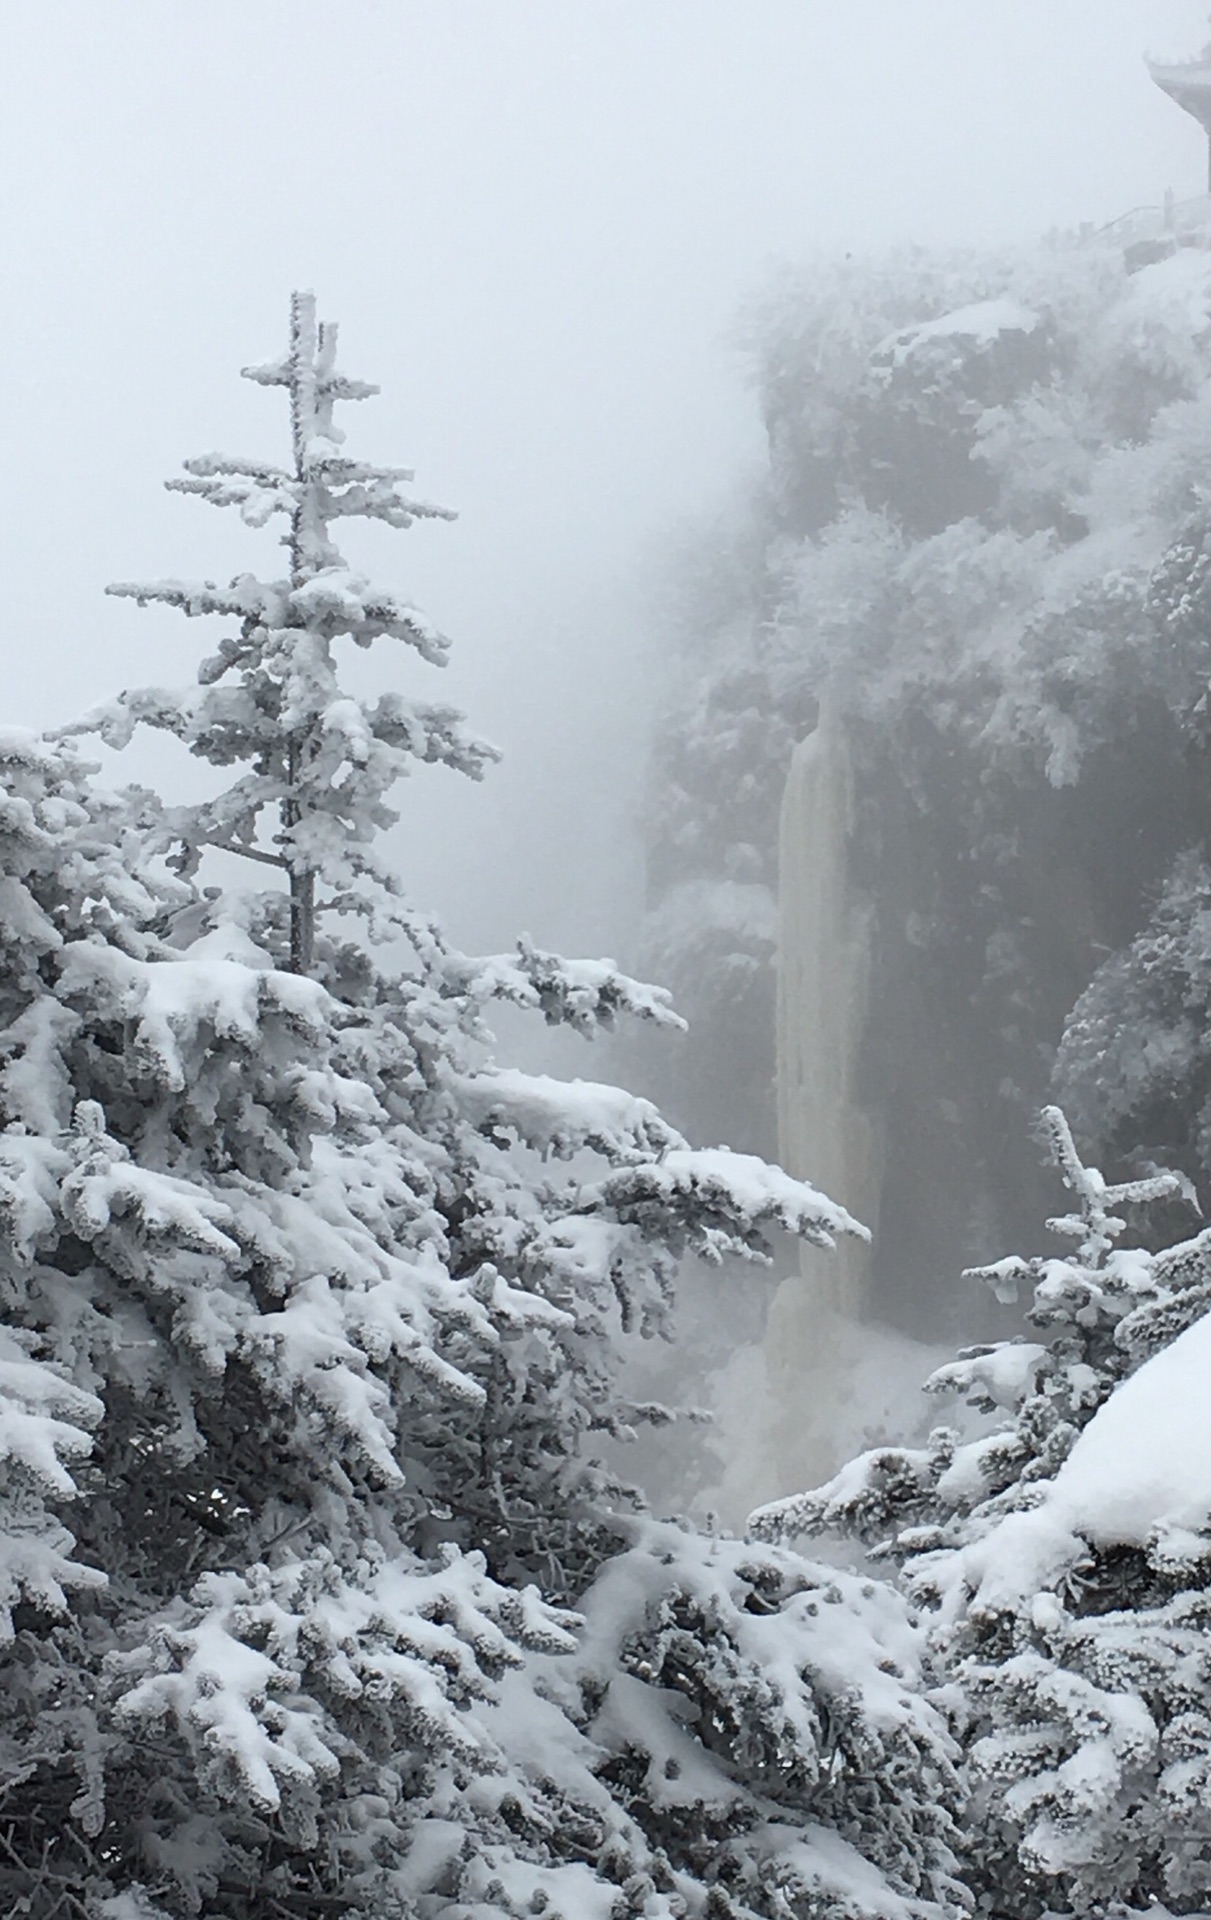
[3,1,1207,953]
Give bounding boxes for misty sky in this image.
[3,0,1207,956]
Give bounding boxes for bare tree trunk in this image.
[289,866,315,975]
[284,739,315,974]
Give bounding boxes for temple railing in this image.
[1040,191,1211,268]
[1095,191,1211,242]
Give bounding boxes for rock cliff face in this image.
[641,228,1211,1491]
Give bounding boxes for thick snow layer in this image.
[928,1340,1048,1411]
[1047,1307,1211,1541]
[454,1067,682,1161]
[881,297,1041,367]
[1117,248,1211,339]
[962,1308,1211,1610]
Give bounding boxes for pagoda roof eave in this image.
[1148,58,1211,93]
[1149,58,1211,131]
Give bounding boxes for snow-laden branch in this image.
[458,936,687,1034]
[585,1146,868,1260]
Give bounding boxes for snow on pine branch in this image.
[584,1146,868,1261]
[104,570,451,663]
[242,320,378,405]
[58,932,331,1087]
[357,692,499,780]
[167,458,453,530]
[1035,1103,1192,1269]
[0,1323,106,1636]
[0,1326,101,1499]
[110,1546,580,1819]
[459,936,687,1035]
[61,1101,242,1265]
[490,1518,967,1920]
[748,1434,954,1552]
[454,1067,685,1163]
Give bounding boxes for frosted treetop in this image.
[170,289,456,582]
[82,291,492,973]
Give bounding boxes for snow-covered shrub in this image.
[753,1106,1211,1915]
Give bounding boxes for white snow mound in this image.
[963,1308,1211,1610]
[880,297,1042,367]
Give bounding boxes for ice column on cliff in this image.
[767,702,882,1492]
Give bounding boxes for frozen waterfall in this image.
[766,703,883,1493]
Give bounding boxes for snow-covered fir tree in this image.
[0,293,964,1920]
[753,1106,1211,1916]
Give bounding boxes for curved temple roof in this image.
[1149,54,1211,131]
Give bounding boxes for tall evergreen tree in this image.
[0,295,962,1920]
